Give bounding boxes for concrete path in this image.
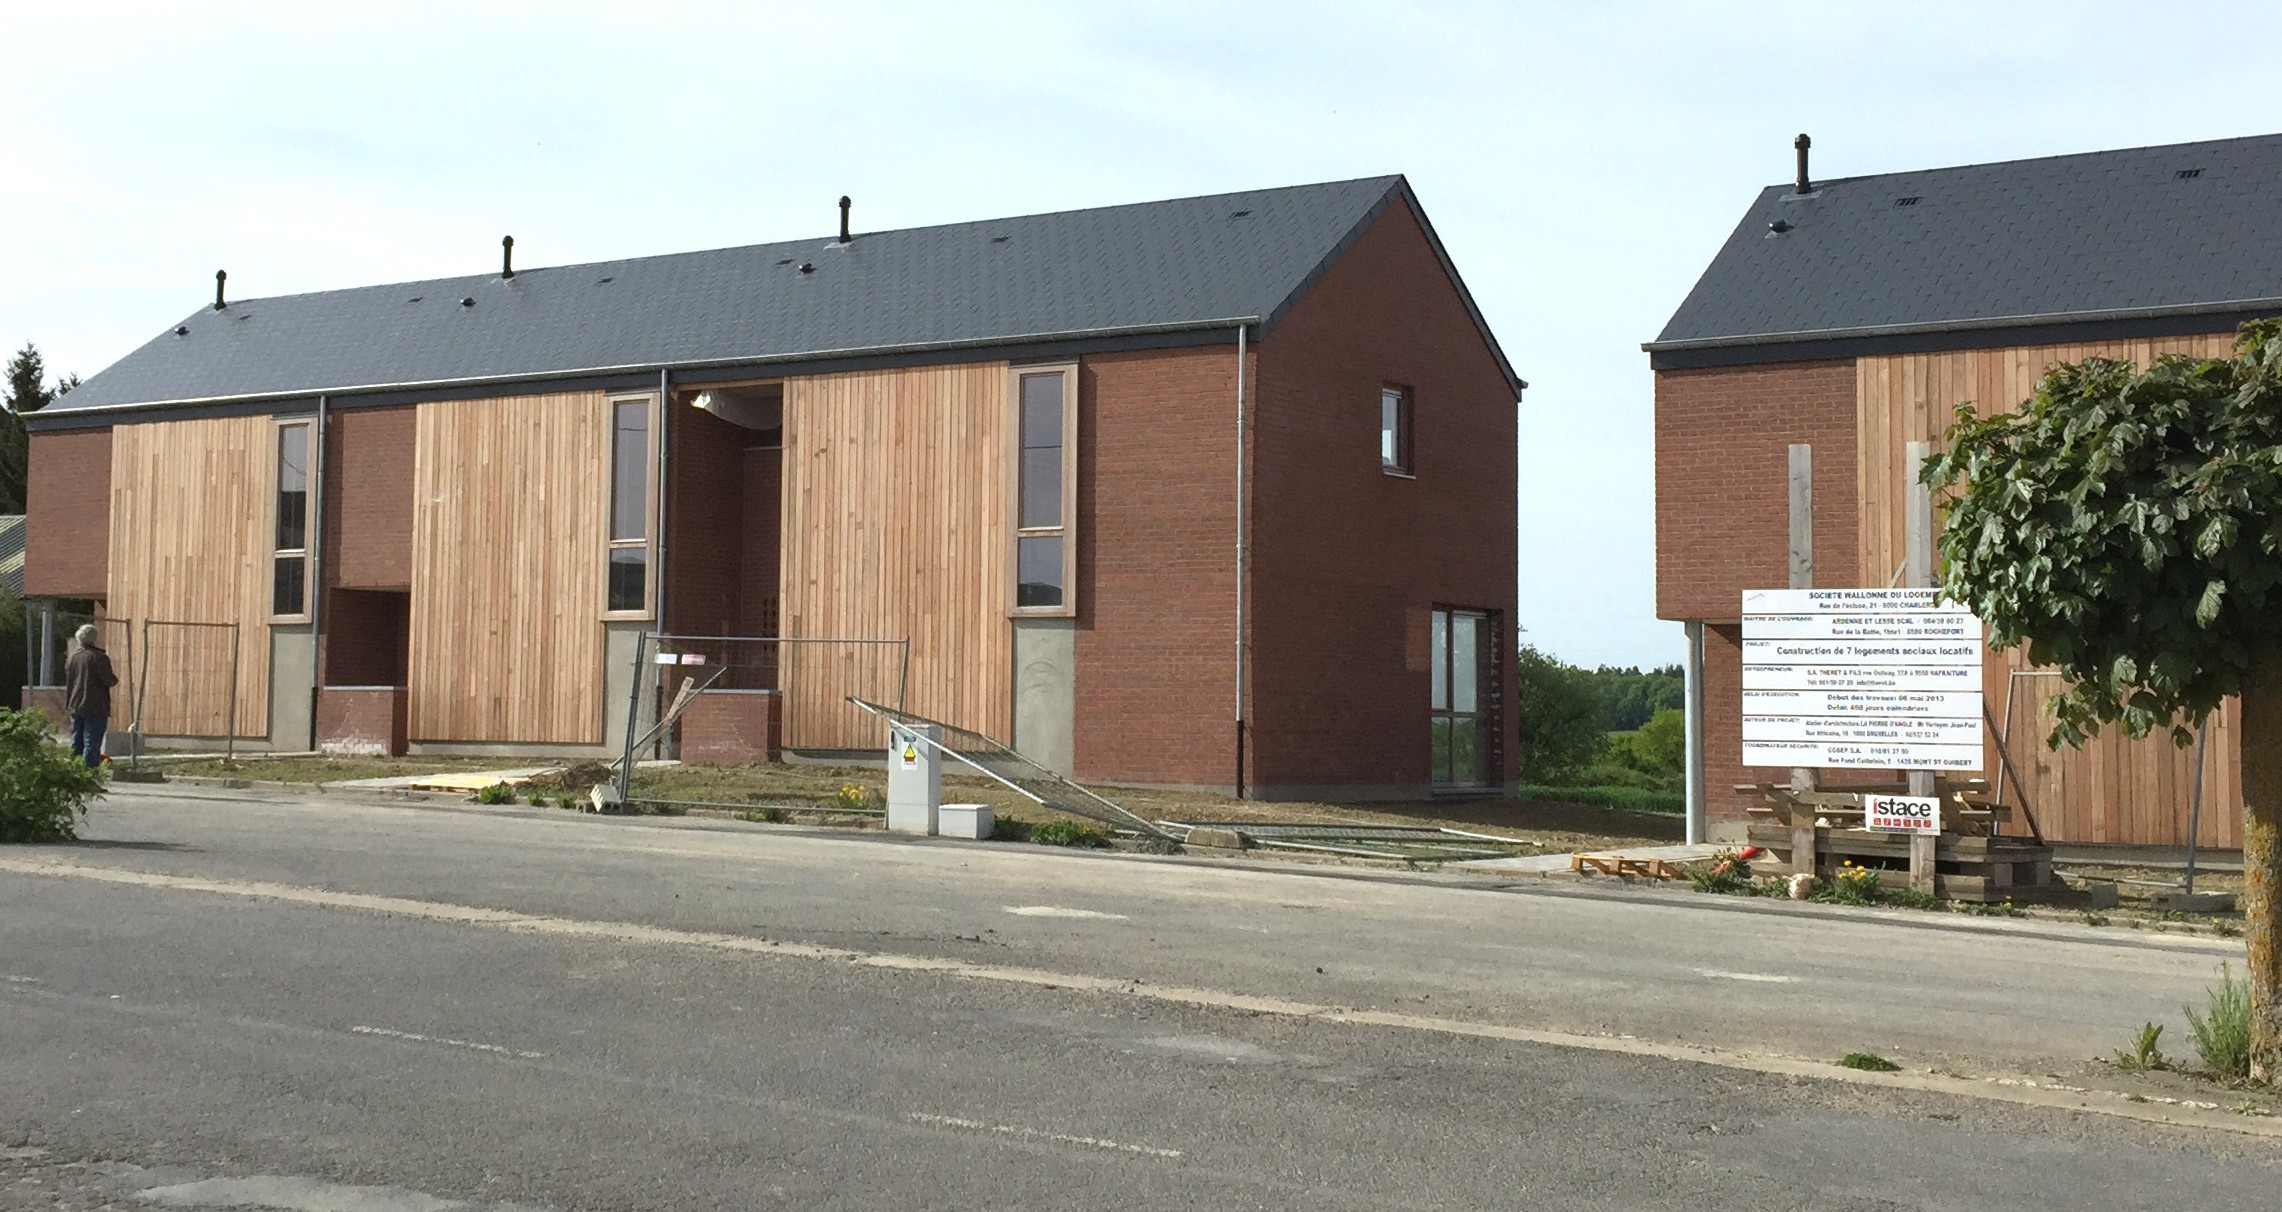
[328,765,560,790]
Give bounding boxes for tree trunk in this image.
[2244,649,2282,1082]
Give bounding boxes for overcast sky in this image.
[9,1,2282,669]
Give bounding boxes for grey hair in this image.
[74,624,98,648]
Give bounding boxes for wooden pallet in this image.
[1744,823,2054,903]
[1570,854,1686,881]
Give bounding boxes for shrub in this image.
[1623,708,1686,777]
[1026,819,1108,848]
[1516,646,1607,782]
[2186,966,2253,1082]
[0,708,107,842]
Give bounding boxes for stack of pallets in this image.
[1743,784,2057,904]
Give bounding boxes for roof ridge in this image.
[1768,130,2282,192]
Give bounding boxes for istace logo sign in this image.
[1863,794,1941,834]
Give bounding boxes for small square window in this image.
[1381,386,1413,475]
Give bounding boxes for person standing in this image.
[63,624,117,769]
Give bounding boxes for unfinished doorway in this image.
[1430,607,1496,789]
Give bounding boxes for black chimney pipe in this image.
[502,235,515,279]
[838,196,852,244]
[1794,133,1813,195]
[213,269,227,311]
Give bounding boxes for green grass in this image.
[163,755,514,782]
[2187,966,2253,1082]
[1517,784,1683,815]
[1839,1052,1902,1072]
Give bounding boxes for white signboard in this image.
[1742,588,1984,771]
[1864,794,1943,833]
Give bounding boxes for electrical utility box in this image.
[886,721,941,835]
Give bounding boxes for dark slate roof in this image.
[0,516,21,597]
[1649,133,2282,351]
[53,176,1519,414]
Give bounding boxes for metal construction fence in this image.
[22,611,247,762]
[846,696,1174,841]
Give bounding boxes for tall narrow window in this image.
[606,396,654,614]
[1381,385,1413,475]
[271,421,310,618]
[1012,366,1077,615]
[1429,607,1497,787]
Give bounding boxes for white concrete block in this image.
[939,803,993,841]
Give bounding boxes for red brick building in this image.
[26,177,1522,800]
[1648,134,2282,846]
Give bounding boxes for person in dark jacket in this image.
[63,624,117,769]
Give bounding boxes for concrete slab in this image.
[331,767,560,791]
[1456,843,1721,874]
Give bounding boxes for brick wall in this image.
[663,404,749,638]
[1654,361,1857,623]
[325,406,414,590]
[25,428,112,598]
[317,686,407,756]
[1248,198,1519,792]
[679,690,779,764]
[1073,346,1244,787]
[323,588,408,687]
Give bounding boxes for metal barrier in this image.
[134,620,247,762]
[846,696,1174,841]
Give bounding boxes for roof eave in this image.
[1644,296,2282,355]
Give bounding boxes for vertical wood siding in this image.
[1856,334,2241,847]
[106,416,274,738]
[407,392,609,744]
[779,363,1012,748]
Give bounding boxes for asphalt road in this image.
[3,787,2276,1210]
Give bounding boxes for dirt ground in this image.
[147,754,1683,855]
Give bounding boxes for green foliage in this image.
[2113,1022,2169,1071]
[1839,1052,1901,1072]
[0,708,106,842]
[1814,862,1885,907]
[1960,899,2023,917]
[1,342,76,515]
[473,782,515,805]
[555,793,577,810]
[1688,847,1755,894]
[527,791,547,806]
[1586,664,1685,732]
[1516,646,1610,781]
[1567,761,1667,790]
[1882,888,1944,911]
[1621,708,1686,776]
[1516,784,1684,815]
[1923,320,2282,748]
[1026,819,1108,848]
[833,782,882,812]
[2187,965,2254,1081]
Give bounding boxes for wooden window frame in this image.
[268,416,314,623]
[1429,605,1500,789]
[1008,363,1078,619]
[1381,384,1415,478]
[601,392,660,621]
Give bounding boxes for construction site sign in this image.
[1740,588,1985,771]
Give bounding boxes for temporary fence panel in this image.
[135,620,247,746]
[846,696,1173,841]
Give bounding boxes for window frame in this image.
[267,416,314,623]
[601,392,660,621]
[1428,605,1500,789]
[1381,384,1415,478]
[1008,362,1078,619]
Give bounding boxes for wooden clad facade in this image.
[779,363,1014,748]
[105,415,275,738]
[1855,335,2242,847]
[407,391,616,744]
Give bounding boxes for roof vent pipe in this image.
[838,196,852,244]
[1794,133,1813,195]
[213,269,227,310]
[502,235,515,279]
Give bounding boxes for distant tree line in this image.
[2,341,80,708]
[1516,647,1685,791]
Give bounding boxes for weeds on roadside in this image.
[1839,1052,1901,1072]
[527,791,547,807]
[2082,910,2110,926]
[1882,888,1944,911]
[2186,966,2253,1082]
[473,783,515,805]
[555,794,577,810]
[2112,1022,2168,1071]
[1026,819,1109,848]
[1813,862,1883,907]
[2214,919,2242,938]
[834,782,882,813]
[1960,899,2022,917]
[734,806,789,824]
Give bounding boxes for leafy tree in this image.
[1,343,76,515]
[1626,707,1687,775]
[1923,318,2282,1079]
[1516,645,1608,781]
[1591,663,1685,732]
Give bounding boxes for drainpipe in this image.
[1234,324,1248,799]
[651,369,670,757]
[1683,619,1706,845]
[307,394,329,752]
